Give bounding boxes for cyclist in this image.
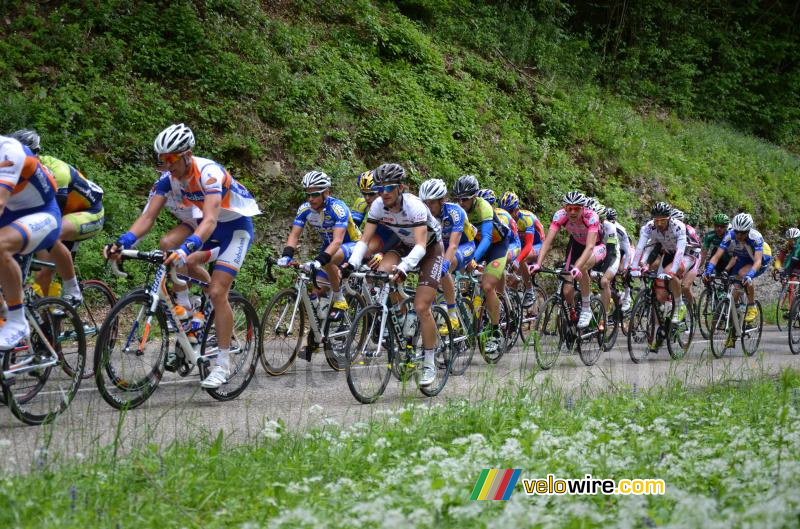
[346,163,443,387]
[701,213,732,271]
[704,212,772,324]
[532,191,606,328]
[418,178,476,331]
[498,191,545,308]
[630,202,689,325]
[451,175,510,351]
[774,227,800,278]
[106,123,261,389]
[606,207,634,311]
[278,170,361,324]
[350,169,399,264]
[670,208,702,309]
[588,201,619,326]
[9,130,104,305]
[0,135,61,348]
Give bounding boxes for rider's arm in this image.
[517,231,534,263]
[574,230,598,269]
[126,194,166,240]
[472,220,493,262]
[751,250,763,273]
[323,227,345,258]
[284,225,303,252]
[631,226,650,268]
[194,193,221,242]
[669,224,687,274]
[348,221,377,267]
[708,247,724,267]
[445,231,460,264]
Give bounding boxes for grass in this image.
[2,370,800,528]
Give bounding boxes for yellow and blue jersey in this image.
[39,155,103,215]
[294,196,361,245]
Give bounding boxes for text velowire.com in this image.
[523,474,665,496]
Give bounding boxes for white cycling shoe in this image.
[0,319,30,350]
[201,365,230,389]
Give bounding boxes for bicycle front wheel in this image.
[578,297,606,366]
[534,297,564,370]
[259,288,303,376]
[449,297,477,376]
[198,293,260,401]
[709,299,732,359]
[741,300,763,357]
[345,305,393,404]
[777,284,791,332]
[697,288,711,339]
[519,285,546,348]
[419,305,453,398]
[667,300,694,360]
[94,290,168,410]
[627,295,655,364]
[3,297,86,425]
[75,279,117,379]
[789,297,800,355]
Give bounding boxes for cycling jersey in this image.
[162,156,261,222]
[39,155,103,215]
[437,202,474,247]
[613,222,633,269]
[0,136,58,213]
[293,196,361,246]
[779,240,800,273]
[633,219,687,274]
[496,208,519,247]
[550,207,601,246]
[145,173,203,226]
[517,209,545,244]
[367,193,441,246]
[466,196,509,264]
[719,229,772,262]
[351,196,369,229]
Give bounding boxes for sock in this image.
[675,295,683,308]
[582,295,591,309]
[216,348,230,371]
[6,301,24,324]
[333,289,345,302]
[176,289,191,310]
[424,348,435,365]
[63,276,80,295]
[447,304,457,319]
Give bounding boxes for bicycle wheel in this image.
[198,292,260,401]
[666,299,694,360]
[419,305,453,397]
[393,297,417,381]
[94,290,168,410]
[776,283,791,332]
[741,300,763,356]
[603,297,620,352]
[506,291,523,350]
[788,297,800,355]
[74,279,117,379]
[450,297,477,376]
[534,297,564,370]
[259,288,303,375]
[627,295,656,364]
[697,288,711,339]
[709,299,732,359]
[3,297,86,425]
[323,293,366,371]
[578,297,606,366]
[345,305,393,404]
[480,295,510,364]
[519,285,546,348]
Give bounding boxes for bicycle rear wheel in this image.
[3,297,86,425]
[259,288,303,375]
[709,299,732,359]
[578,297,606,366]
[480,295,510,364]
[75,279,117,379]
[323,293,366,371]
[741,300,763,356]
[94,290,168,410]
[506,291,523,350]
[534,297,564,370]
[667,300,694,360]
[198,293,260,401]
[419,306,452,397]
[345,305,393,404]
[519,285,546,348]
[697,288,711,339]
[603,295,620,351]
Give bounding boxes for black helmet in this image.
[374,163,406,184]
[606,207,617,221]
[452,174,480,198]
[651,202,672,218]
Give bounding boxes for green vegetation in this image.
[2,370,800,528]
[1,0,798,299]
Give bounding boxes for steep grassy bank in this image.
[1,0,797,298]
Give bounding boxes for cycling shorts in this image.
[482,241,509,280]
[1,200,61,255]
[62,208,105,241]
[387,241,444,289]
[319,241,356,262]
[376,224,400,252]
[445,241,475,272]
[730,254,772,278]
[507,244,521,264]
[564,238,606,270]
[201,215,253,277]
[594,246,621,276]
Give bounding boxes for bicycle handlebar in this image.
[109,249,186,287]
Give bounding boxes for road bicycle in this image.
[775,272,800,332]
[707,274,763,358]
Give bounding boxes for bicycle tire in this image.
[578,297,605,366]
[345,305,393,404]
[667,299,694,360]
[788,296,800,355]
[323,293,366,371]
[3,297,86,425]
[506,290,523,350]
[741,300,763,357]
[73,279,117,379]
[627,294,655,364]
[697,288,711,339]
[259,288,303,376]
[603,295,620,351]
[776,283,791,332]
[479,295,511,364]
[94,290,168,410]
[534,297,564,370]
[419,305,453,397]
[449,296,477,376]
[198,292,260,401]
[519,285,547,348]
[709,299,732,359]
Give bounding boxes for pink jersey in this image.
[550,207,601,245]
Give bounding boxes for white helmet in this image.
[670,208,685,222]
[154,123,195,154]
[731,213,754,232]
[419,179,447,200]
[301,170,331,189]
[785,228,800,239]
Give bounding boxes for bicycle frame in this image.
[714,275,752,338]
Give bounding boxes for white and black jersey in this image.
[367,193,441,246]
[633,219,687,274]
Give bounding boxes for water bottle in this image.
[403,310,418,338]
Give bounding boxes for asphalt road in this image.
[1,324,798,473]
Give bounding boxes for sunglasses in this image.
[305,190,325,198]
[376,185,399,194]
[157,152,185,165]
[456,196,474,203]
[564,205,582,213]
[734,230,749,235]
[362,191,377,198]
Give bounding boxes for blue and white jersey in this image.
[293,196,361,245]
[437,202,472,247]
[719,228,770,261]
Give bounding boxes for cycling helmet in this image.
[9,129,41,153]
[594,203,607,218]
[154,123,195,154]
[374,163,406,184]
[477,188,496,205]
[670,208,685,222]
[585,197,599,211]
[606,207,618,221]
[418,178,447,201]
[357,170,375,193]
[785,227,800,239]
[651,202,672,218]
[452,175,480,198]
[712,213,730,226]
[301,170,331,189]
[731,212,754,232]
[498,191,520,211]
[562,191,586,206]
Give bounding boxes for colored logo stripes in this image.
[470,469,521,500]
